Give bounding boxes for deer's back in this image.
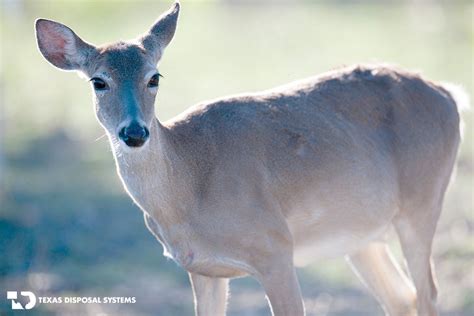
[165,64,460,215]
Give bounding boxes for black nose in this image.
[119,122,149,147]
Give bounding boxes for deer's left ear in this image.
[141,2,180,63]
[35,19,97,71]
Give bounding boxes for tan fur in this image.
[36,3,466,316]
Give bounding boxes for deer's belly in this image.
[287,174,398,266]
[288,205,394,267]
[292,224,390,267]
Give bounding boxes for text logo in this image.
[6,291,36,310]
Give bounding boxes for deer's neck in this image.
[110,118,192,223]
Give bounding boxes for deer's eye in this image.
[90,78,108,91]
[148,73,161,88]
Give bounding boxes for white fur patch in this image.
[441,82,471,112]
[441,82,471,139]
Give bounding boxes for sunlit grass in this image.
[1,1,472,315]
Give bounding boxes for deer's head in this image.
[35,2,180,150]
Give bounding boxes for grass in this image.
[1,1,472,315]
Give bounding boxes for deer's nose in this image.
[119,122,150,148]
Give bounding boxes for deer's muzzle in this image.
[118,121,149,148]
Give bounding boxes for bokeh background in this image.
[0,0,472,315]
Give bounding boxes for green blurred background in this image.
[0,0,472,315]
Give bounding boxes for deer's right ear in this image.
[35,19,96,71]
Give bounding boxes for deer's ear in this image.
[141,2,180,62]
[35,19,96,71]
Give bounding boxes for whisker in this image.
[95,133,107,142]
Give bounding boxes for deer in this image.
[35,2,467,316]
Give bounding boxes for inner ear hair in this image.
[35,18,96,71]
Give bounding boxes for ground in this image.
[1,1,472,315]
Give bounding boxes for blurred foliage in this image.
[0,0,472,315]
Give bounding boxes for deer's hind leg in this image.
[393,149,457,316]
[394,202,442,316]
[347,241,417,316]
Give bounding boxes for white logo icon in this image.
[7,291,37,310]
